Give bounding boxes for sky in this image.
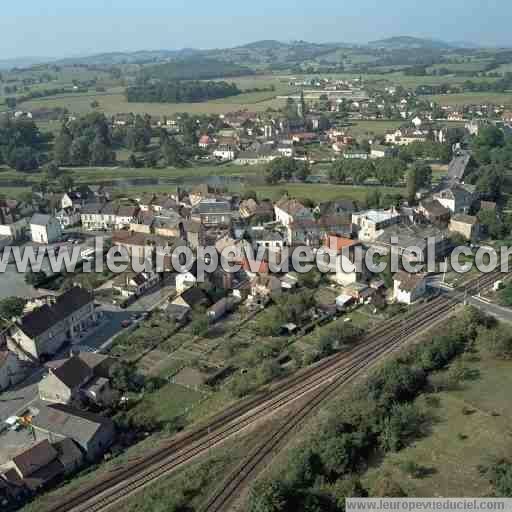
[1,0,510,59]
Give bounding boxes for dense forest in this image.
[140,57,253,81]
[126,80,241,103]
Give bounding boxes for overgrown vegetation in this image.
[246,307,494,510]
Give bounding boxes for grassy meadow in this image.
[363,346,512,497]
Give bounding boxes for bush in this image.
[378,403,425,452]
[476,325,512,360]
[481,459,512,497]
[248,478,290,512]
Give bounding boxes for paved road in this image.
[430,274,512,323]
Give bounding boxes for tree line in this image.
[0,116,52,171]
[126,80,241,104]
[53,112,116,166]
[140,57,253,81]
[329,158,408,187]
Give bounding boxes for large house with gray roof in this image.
[30,403,115,461]
[7,287,97,361]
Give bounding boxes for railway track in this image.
[47,270,505,512]
[200,270,508,512]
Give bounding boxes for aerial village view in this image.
[1,1,512,511]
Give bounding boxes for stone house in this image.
[449,214,482,242]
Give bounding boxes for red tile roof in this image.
[323,235,359,252]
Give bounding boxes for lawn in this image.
[127,383,205,425]
[250,183,405,203]
[363,348,512,497]
[345,120,403,138]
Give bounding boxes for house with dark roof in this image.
[433,183,477,214]
[112,270,160,298]
[287,216,353,246]
[114,205,139,229]
[7,288,97,361]
[53,438,84,475]
[172,287,212,310]
[191,199,234,227]
[80,203,104,231]
[239,198,274,220]
[315,200,356,217]
[8,440,63,492]
[30,403,115,461]
[61,191,90,211]
[418,199,451,225]
[39,356,93,404]
[38,352,113,405]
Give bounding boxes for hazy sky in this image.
[1,0,510,59]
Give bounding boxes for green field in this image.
[428,91,512,106]
[18,75,292,116]
[363,348,512,497]
[0,163,264,185]
[14,69,505,118]
[294,72,500,89]
[127,383,205,425]
[344,120,403,137]
[20,90,285,116]
[250,183,405,203]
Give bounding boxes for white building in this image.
[352,209,401,242]
[213,145,236,162]
[56,209,81,229]
[274,198,313,228]
[393,271,427,305]
[0,217,28,240]
[433,184,476,214]
[30,214,62,244]
[319,235,366,286]
[175,272,197,294]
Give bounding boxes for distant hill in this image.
[0,57,55,70]
[238,40,288,50]
[368,36,457,50]
[56,49,201,66]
